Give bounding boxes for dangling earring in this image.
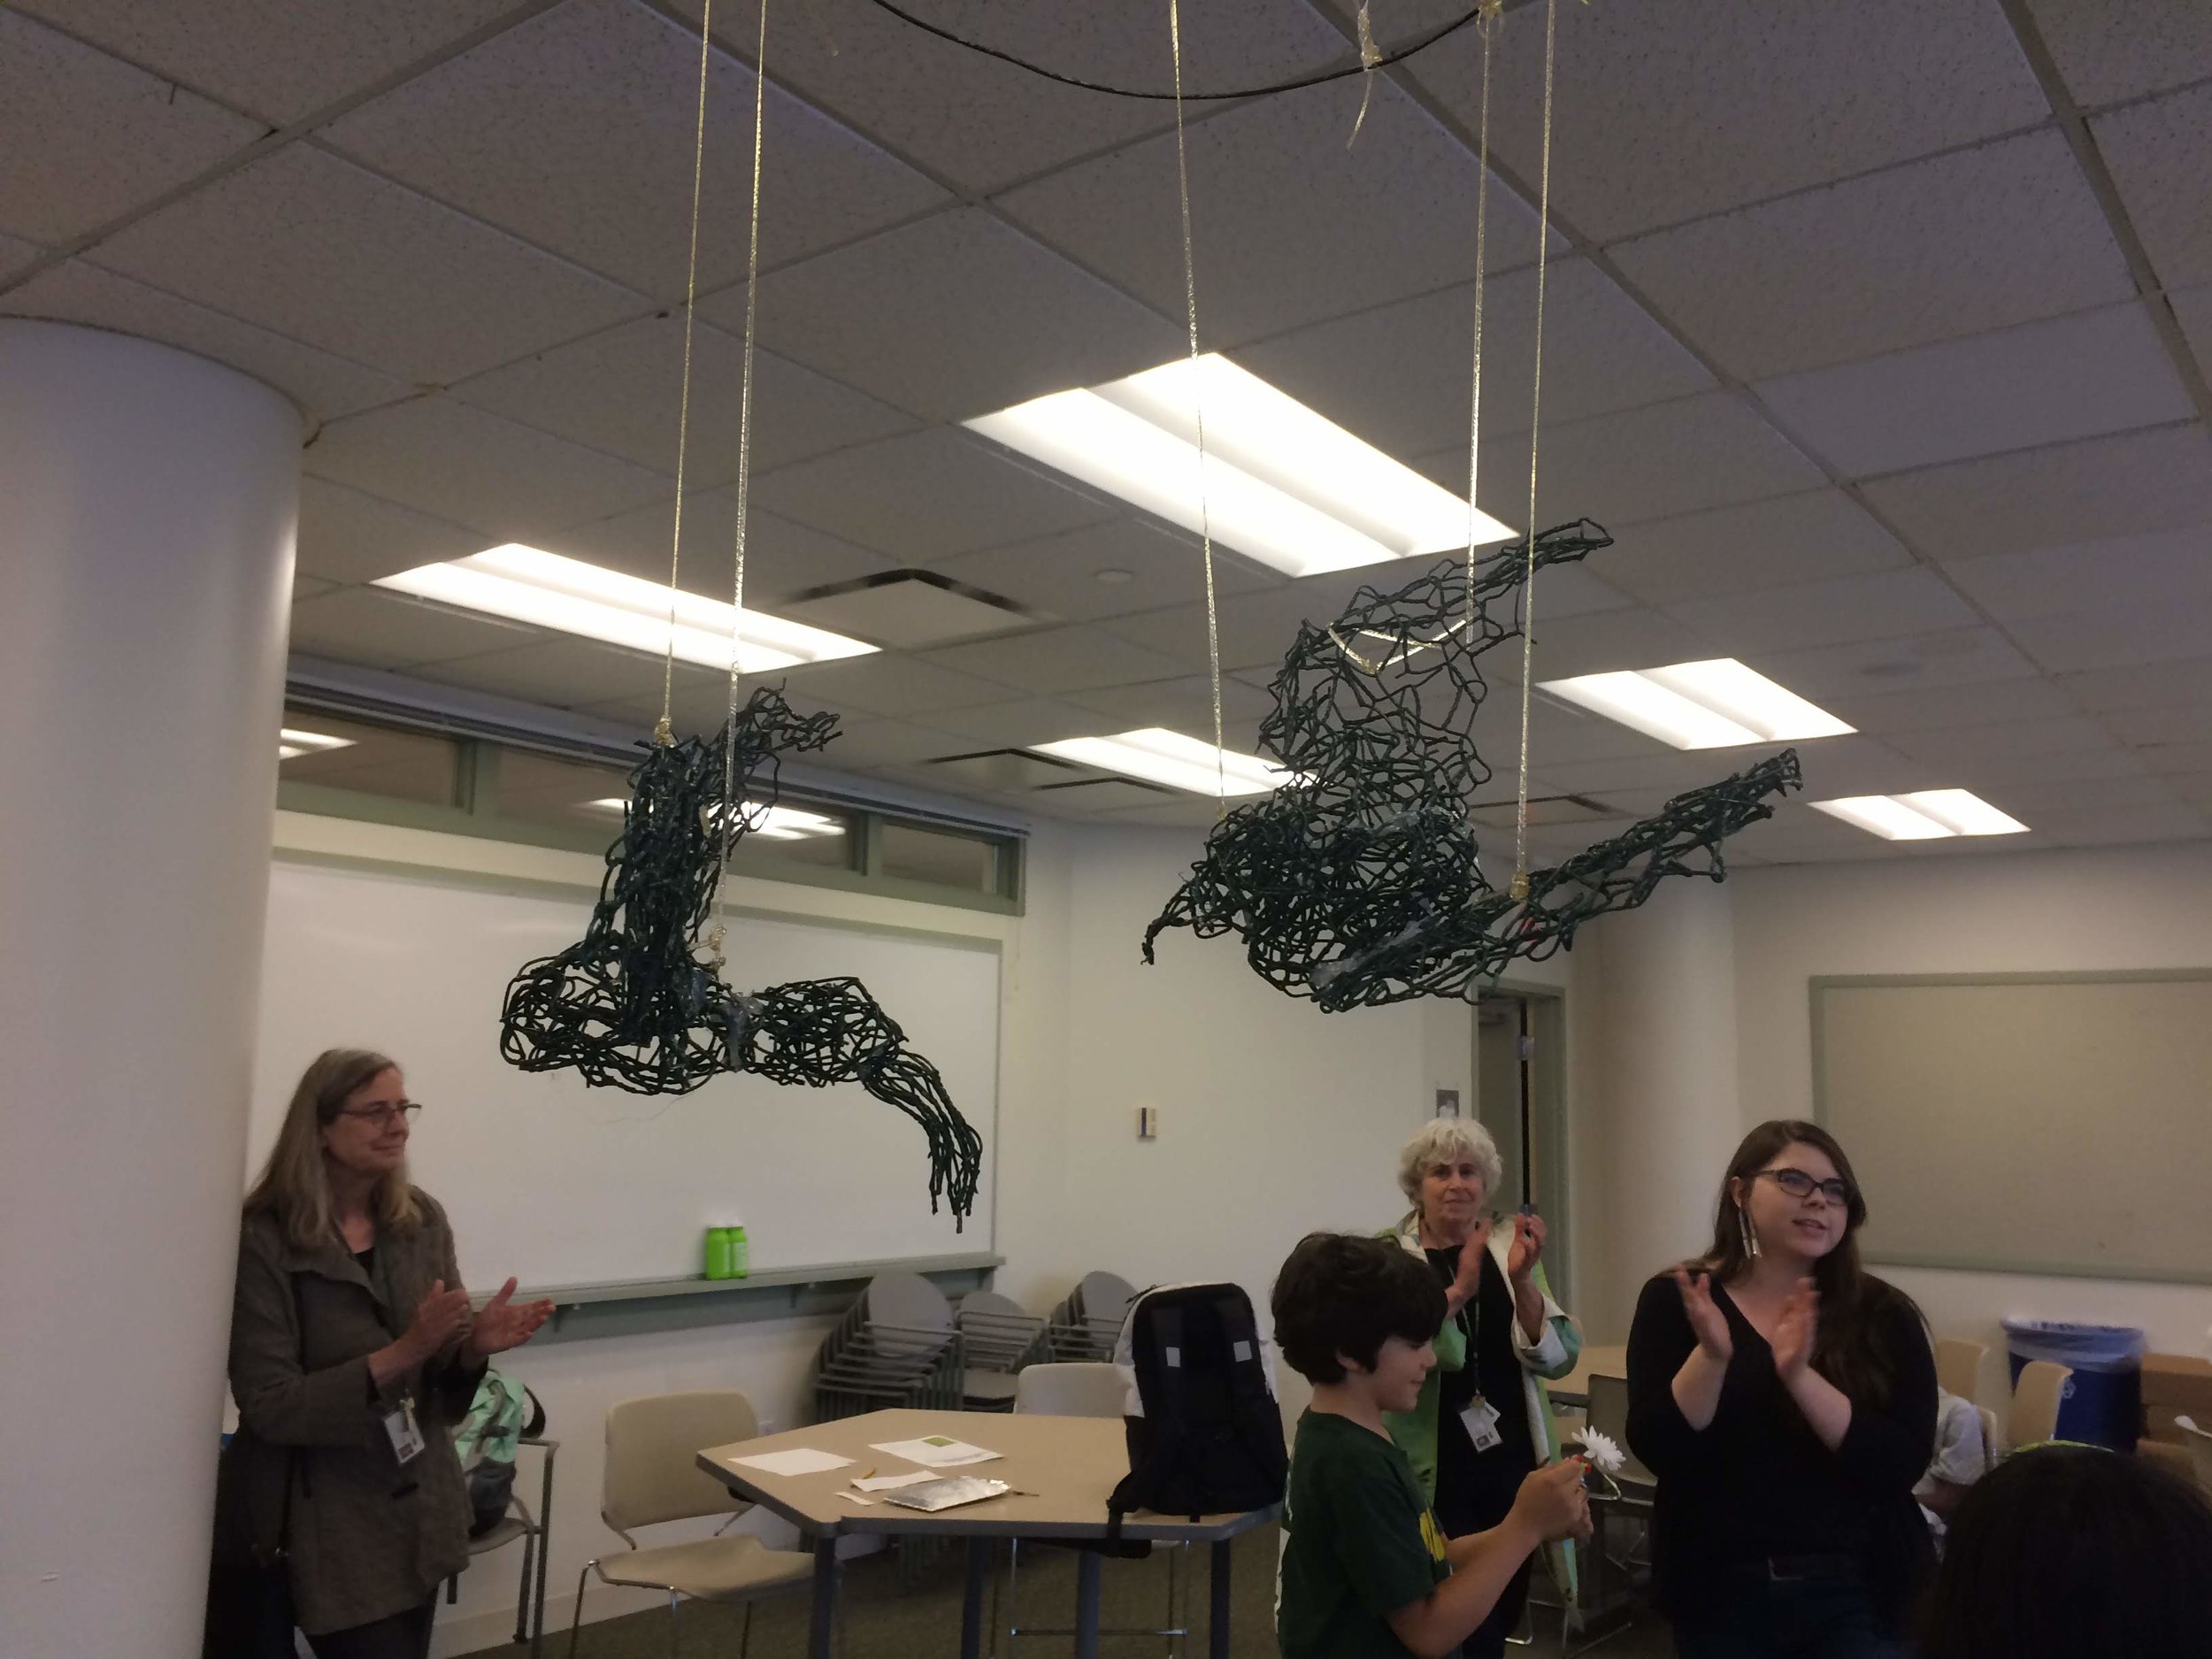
[1738,1206,1761,1260]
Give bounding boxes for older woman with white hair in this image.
[1385,1118,1581,1659]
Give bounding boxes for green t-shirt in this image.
[1279,1409,1450,1659]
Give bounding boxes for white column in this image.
[1583,880,1744,1337]
[0,321,299,1656]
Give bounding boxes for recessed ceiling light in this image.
[279,727,354,761]
[964,354,1515,580]
[375,544,876,672]
[1032,728,1301,797]
[1810,790,2028,841]
[585,798,846,840]
[1540,658,1855,749]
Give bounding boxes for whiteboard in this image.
[1810,972,2212,1284]
[250,857,998,1286]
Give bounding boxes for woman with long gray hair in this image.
[1384,1118,1582,1659]
[210,1048,551,1659]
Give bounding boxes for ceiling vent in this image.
[778,569,1037,649]
[920,749,1089,792]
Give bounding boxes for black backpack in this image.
[1105,1283,1288,1540]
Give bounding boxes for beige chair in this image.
[2006,1360,2072,1450]
[2180,1417,2212,1496]
[1974,1406,2000,1475]
[568,1390,811,1657]
[1935,1338,1987,1402]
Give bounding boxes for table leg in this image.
[808,1534,840,1659]
[1073,1548,1103,1659]
[960,1536,989,1659]
[1210,1539,1233,1659]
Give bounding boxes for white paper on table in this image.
[852,1471,940,1492]
[728,1448,855,1477]
[869,1435,1002,1468]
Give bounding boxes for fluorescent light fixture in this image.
[1033,728,1301,797]
[584,798,846,840]
[1540,658,1855,749]
[1810,790,2029,841]
[279,727,354,761]
[964,354,1515,580]
[375,544,877,672]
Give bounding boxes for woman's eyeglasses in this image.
[1757,1166,1851,1206]
[336,1102,422,1128]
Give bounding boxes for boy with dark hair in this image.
[1272,1233,1589,1659]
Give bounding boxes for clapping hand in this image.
[1671,1266,1733,1363]
[402,1279,473,1365]
[1453,1218,1493,1304]
[1506,1212,1546,1286]
[1770,1278,1819,1385]
[464,1278,556,1360]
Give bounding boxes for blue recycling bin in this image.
[2002,1319,2145,1450]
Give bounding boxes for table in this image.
[1548,1343,1628,1410]
[698,1407,1278,1659]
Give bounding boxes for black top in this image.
[1423,1246,1538,1537]
[1624,1270,1937,1634]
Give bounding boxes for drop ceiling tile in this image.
[1817,674,2085,736]
[1086,799,1225,831]
[921,626,1189,695]
[0,230,45,282]
[2028,802,2208,846]
[1406,0,2049,242]
[1979,772,2181,815]
[1863,425,2212,559]
[2171,285,2212,380]
[541,495,895,601]
[1744,626,2044,700]
[773,653,1013,717]
[996,74,1549,347]
[306,395,671,536]
[916,699,1119,750]
[808,717,974,770]
[286,585,538,668]
[320,0,948,300]
[1,259,408,424]
[1886,716,2125,768]
[293,575,339,601]
[2106,703,2212,746]
[411,637,706,711]
[1443,392,1825,529]
[0,11,260,245]
[2170,772,2212,810]
[1598,491,1912,606]
[89,144,642,385]
[684,0,1339,195]
[1755,302,2193,478]
[1513,605,1720,680]
[1661,566,1980,654]
[451,314,914,482]
[730,208,1182,424]
[9,0,525,125]
[2024,0,2212,105]
[296,477,489,585]
[754,427,1117,559]
[1610,133,2134,380]
[2092,81,2212,288]
[1232,257,1714,463]
[1940,526,2212,620]
[1947,736,2163,785]
[652,675,868,739]
[932,518,1279,625]
[2139,741,2212,775]
[2009,602,2212,673]
[2058,658,2212,713]
[1530,742,1848,800]
[1065,673,1279,732]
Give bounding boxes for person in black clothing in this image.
[1625,1120,1935,1659]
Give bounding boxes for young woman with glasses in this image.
[1624,1120,1936,1658]
[210,1049,552,1659]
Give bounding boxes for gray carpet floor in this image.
[461,1526,1677,1659]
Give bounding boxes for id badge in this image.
[1459,1396,1503,1454]
[382,1399,426,1466]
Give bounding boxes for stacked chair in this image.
[956,1288,1049,1412]
[810,1270,965,1425]
[1046,1270,1138,1363]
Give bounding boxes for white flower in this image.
[1568,1427,1625,1476]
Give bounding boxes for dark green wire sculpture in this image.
[1144,521,1801,1010]
[500,687,983,1225]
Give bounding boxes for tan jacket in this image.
[212,1188,485,1634]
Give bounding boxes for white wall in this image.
[1728,842,2212,1402]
